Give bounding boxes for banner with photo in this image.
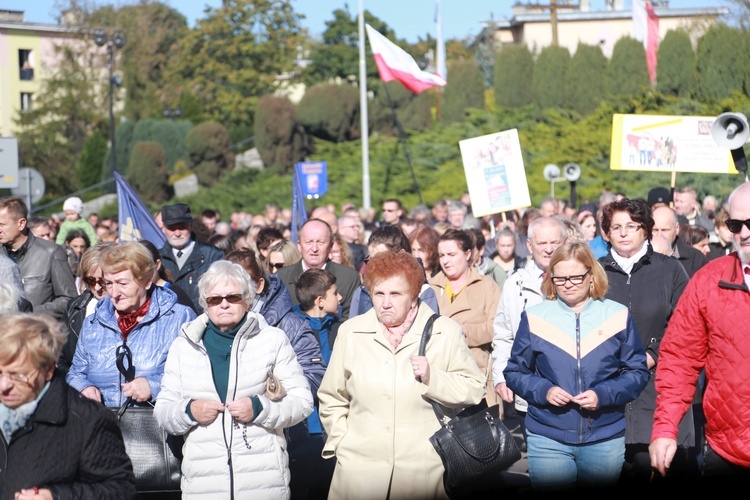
[610,114,738,174]
[458,129,531,217]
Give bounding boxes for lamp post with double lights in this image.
[163,107,183,120]
[93,29,126,177]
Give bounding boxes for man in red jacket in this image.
[650,181,750,484]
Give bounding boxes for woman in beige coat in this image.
[318,251,485,499]
[429,229,502,406]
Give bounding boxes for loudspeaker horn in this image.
[543,164,560,181]
[712,112,750,149]
[563,163,581,182]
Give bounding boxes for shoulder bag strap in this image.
[419,314,449,426]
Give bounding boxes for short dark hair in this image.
[294,269,336,311]
[256,227,284,251]
[27,216,50,230]
[601,198,654,240]
[367,225,411,253]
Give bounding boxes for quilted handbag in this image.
[113,404,183,493]
[419,314,522,497]
[111,343,182,493]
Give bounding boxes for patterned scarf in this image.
[0,381,50,443]
[117,297,151,341]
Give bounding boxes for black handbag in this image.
[111,343,183,493]
[419,314,522,497]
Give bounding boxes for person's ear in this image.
[256,277,265,295]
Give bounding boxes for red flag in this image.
[633,0,659,84]
[365,24,446,94]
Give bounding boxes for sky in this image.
[17,0,732,43]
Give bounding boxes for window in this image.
[19,49,33,81]
[21,93,32,112]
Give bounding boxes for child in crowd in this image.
[293,269,342,365]
[56,196,98,246]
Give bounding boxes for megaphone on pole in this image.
[712,112,750,182]
[564,163,580,207]
[543,164,560,198]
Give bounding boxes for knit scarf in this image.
[117,297,151,341]
[0,381,50,443]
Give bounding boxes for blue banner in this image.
[296,161,328,198]
[115,172,167,247]
[291,164,308,244]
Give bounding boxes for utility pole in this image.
[522,1,580,46]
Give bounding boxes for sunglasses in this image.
[83,276,107,288]
[725,218,750,234]
[206,294,244,307]
[270,262,285,270]
[551,269,591,286]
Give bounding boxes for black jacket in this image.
[0,372,137,500]
[59,291,96,376]
[673,237,708,278]
[600,245,695,446]
[159,239,224,313]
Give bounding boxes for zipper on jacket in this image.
[575,313,585,441]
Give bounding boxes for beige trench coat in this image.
[430,267,501,406]
[318,303,485,500]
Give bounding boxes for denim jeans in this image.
[527,430,625,491]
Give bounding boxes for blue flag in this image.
[114,172,167,247]
[291,164,308,244]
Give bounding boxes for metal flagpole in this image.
[358,0,371,210]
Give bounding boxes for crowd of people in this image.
[1,180,750,498]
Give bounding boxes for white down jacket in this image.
[154,312,313,499]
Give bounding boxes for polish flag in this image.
[633,0,659,84]
[365,24,447,94]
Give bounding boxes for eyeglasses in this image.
[83,276,107,288]
[609,223,642,234]
[206,294,244,307]
[0,369,38,385]
[551,269,591,286]
[725,218,750,234]
[270,262,285,270]
[364,255,371,264]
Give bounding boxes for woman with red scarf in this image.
[66,241,196,407]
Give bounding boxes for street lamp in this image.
[162,107,183,120]
[94,29,126,177]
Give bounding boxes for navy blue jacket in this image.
[159,239,224,313]
[504,298,648,445]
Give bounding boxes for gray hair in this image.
[528,216,567,241]
[197,260,256,311]
[447,200,468,215]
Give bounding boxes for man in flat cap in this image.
[158,203,224,313]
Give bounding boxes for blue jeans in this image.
[526,430,625,491]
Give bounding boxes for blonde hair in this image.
[541,242,608,300]
[0,313,66,371]
[99,241,156,286]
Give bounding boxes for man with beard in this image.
[651,182,750,488]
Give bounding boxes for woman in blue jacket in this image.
[504,242,648,492]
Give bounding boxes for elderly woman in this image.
[0,313,137,499]
[154,260,313,498]
[504,242,649,491]
[66,241,196,407]
[599,198,694,483]
[59,242,116,375]
[318,251,485,499]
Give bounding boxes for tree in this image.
[694,24,745,102]
[296,83,360,142]
[254,94,308,172]
[606,37,650,98]
[160,0,305,132]
[186,121,235,187]
[127,141,172,203]
[76,132,108,189]
[442,59,484,123]
[656,29,695,97]
[14,36,107,198]
[567,43,608,115]
[532,45,571,109]
[494,44,534,108]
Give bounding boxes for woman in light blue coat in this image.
[67,241,196,407]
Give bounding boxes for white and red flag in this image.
[365,24,447,94]
[633,0,659,84]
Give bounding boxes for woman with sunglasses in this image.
[504,242,648,492]
[66,242,196,408]
[267,239,301,274]
[155,260,313,498]
[599,198,696,486]
[59,242,116,376]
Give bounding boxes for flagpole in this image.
[358,0,371,210]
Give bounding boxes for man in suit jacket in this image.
[158,203,224,313]
[277,219,360,318]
